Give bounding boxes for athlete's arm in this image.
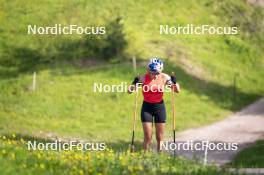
[170,74,180,93]
[172,83,180,93]
[163,73,180,93]
[127,75,143,94]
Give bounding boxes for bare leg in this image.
[155,123,165,152]
[142,122,152,151]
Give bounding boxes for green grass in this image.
[0,0,263,173]
[230,140,264,168]
[0,135,235,175]
[0,0,264,148]
[0,61,261,147]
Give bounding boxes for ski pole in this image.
[171,72,176,156]
[131,75,139,152]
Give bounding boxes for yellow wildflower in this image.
[79,170,84,175]
[22,163,27,168]
[10,153,15,159]
[37,153,41,159]
[40,164,45,169]
[20,138,25,143]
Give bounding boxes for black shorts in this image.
[141,100,166,123]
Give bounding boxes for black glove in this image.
[170,75,177,84]
[132,77,139,85]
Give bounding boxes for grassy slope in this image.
[0,0,263,174]
[0,0,263,146]
[230,140,264,168]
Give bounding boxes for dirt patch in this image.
[247,0,264,6]
[167,97,264,166]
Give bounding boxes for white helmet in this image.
[147,58,163,74]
